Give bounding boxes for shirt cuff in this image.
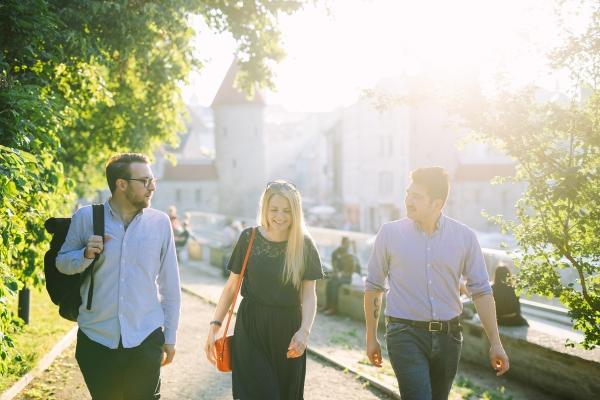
[163,328,177,345]
[364,279,386,292]
[80,249,95,269]
[470,286,493,300]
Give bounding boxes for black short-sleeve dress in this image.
[227,227,324,400]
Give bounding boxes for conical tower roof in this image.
[211,60,266,107]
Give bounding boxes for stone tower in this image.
[211,61,267,218]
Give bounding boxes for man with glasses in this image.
[57,153,181,399]
[364,167,509,400]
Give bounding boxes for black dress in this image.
[227,227,324,400]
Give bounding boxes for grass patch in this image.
[357,356,396,378]
[0,288,74,393]
[328,328,360,349]
[451,375,513,400]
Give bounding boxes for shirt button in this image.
[121,278,125,282]
[427,264,432,267]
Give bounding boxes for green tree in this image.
[460,5,599,348]
[1,0,307,373]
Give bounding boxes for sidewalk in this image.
[180,260,560,400]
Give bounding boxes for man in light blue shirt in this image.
[57,153,181,400]
[364,167,509,400]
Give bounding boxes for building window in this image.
[176,189,182,202]
[232,159,237,168]
[223,126,228,137]
[379,172,393,195]
[379,136,385,157]
[387,136,394,157]
[195,189,202,203]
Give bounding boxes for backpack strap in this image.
[86,204,105,310]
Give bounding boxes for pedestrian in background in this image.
[493,264,528,327]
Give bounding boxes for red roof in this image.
[454,164,516,181]
[162,163,218,181]
[211,61,265,107]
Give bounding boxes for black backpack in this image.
[44,204,104,321]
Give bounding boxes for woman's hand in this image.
[286,329,309,358]
[204,325,219,365]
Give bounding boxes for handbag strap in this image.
[220,227,257,344]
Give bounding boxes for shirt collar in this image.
[413,213,446,236]
[106,198,145,223]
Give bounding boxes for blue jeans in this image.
[385,321,462,400]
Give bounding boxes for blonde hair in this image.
[257,180,308,289]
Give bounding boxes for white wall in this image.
[338,99,411,232]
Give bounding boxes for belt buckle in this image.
[428,321,443,332]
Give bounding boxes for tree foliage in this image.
[0,0,306,374]
[460,4,600,349]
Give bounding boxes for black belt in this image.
[386,316,461,334]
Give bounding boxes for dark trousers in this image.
[75,328,165,400]
[385,321,462,400]
[325,274,352,308]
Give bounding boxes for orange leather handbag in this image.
[215,227,256,372]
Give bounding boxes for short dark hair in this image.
[410,167,450,204]
[105,153,150,193]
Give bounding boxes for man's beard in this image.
[126,190,150,210]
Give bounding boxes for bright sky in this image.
[183,0,581,112]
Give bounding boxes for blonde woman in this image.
[204,180,323,399]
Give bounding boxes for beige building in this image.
[329,76,523,240]
[151,108,219,214]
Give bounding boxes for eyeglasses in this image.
[122,177,158,188]
[266,180,297,191]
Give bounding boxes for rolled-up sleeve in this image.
[365,225,389,292]
[463,230,492,299]
[158,217,181,345]
[56,207,94,275]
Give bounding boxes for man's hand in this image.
[161,344,176,366]
[84,235,104,259]
[366,337,382,367]
[489,344,509,376]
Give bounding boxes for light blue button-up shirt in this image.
[366,214,492,321]
[56,200,181,349]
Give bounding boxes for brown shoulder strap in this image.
[220,227,257,342]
